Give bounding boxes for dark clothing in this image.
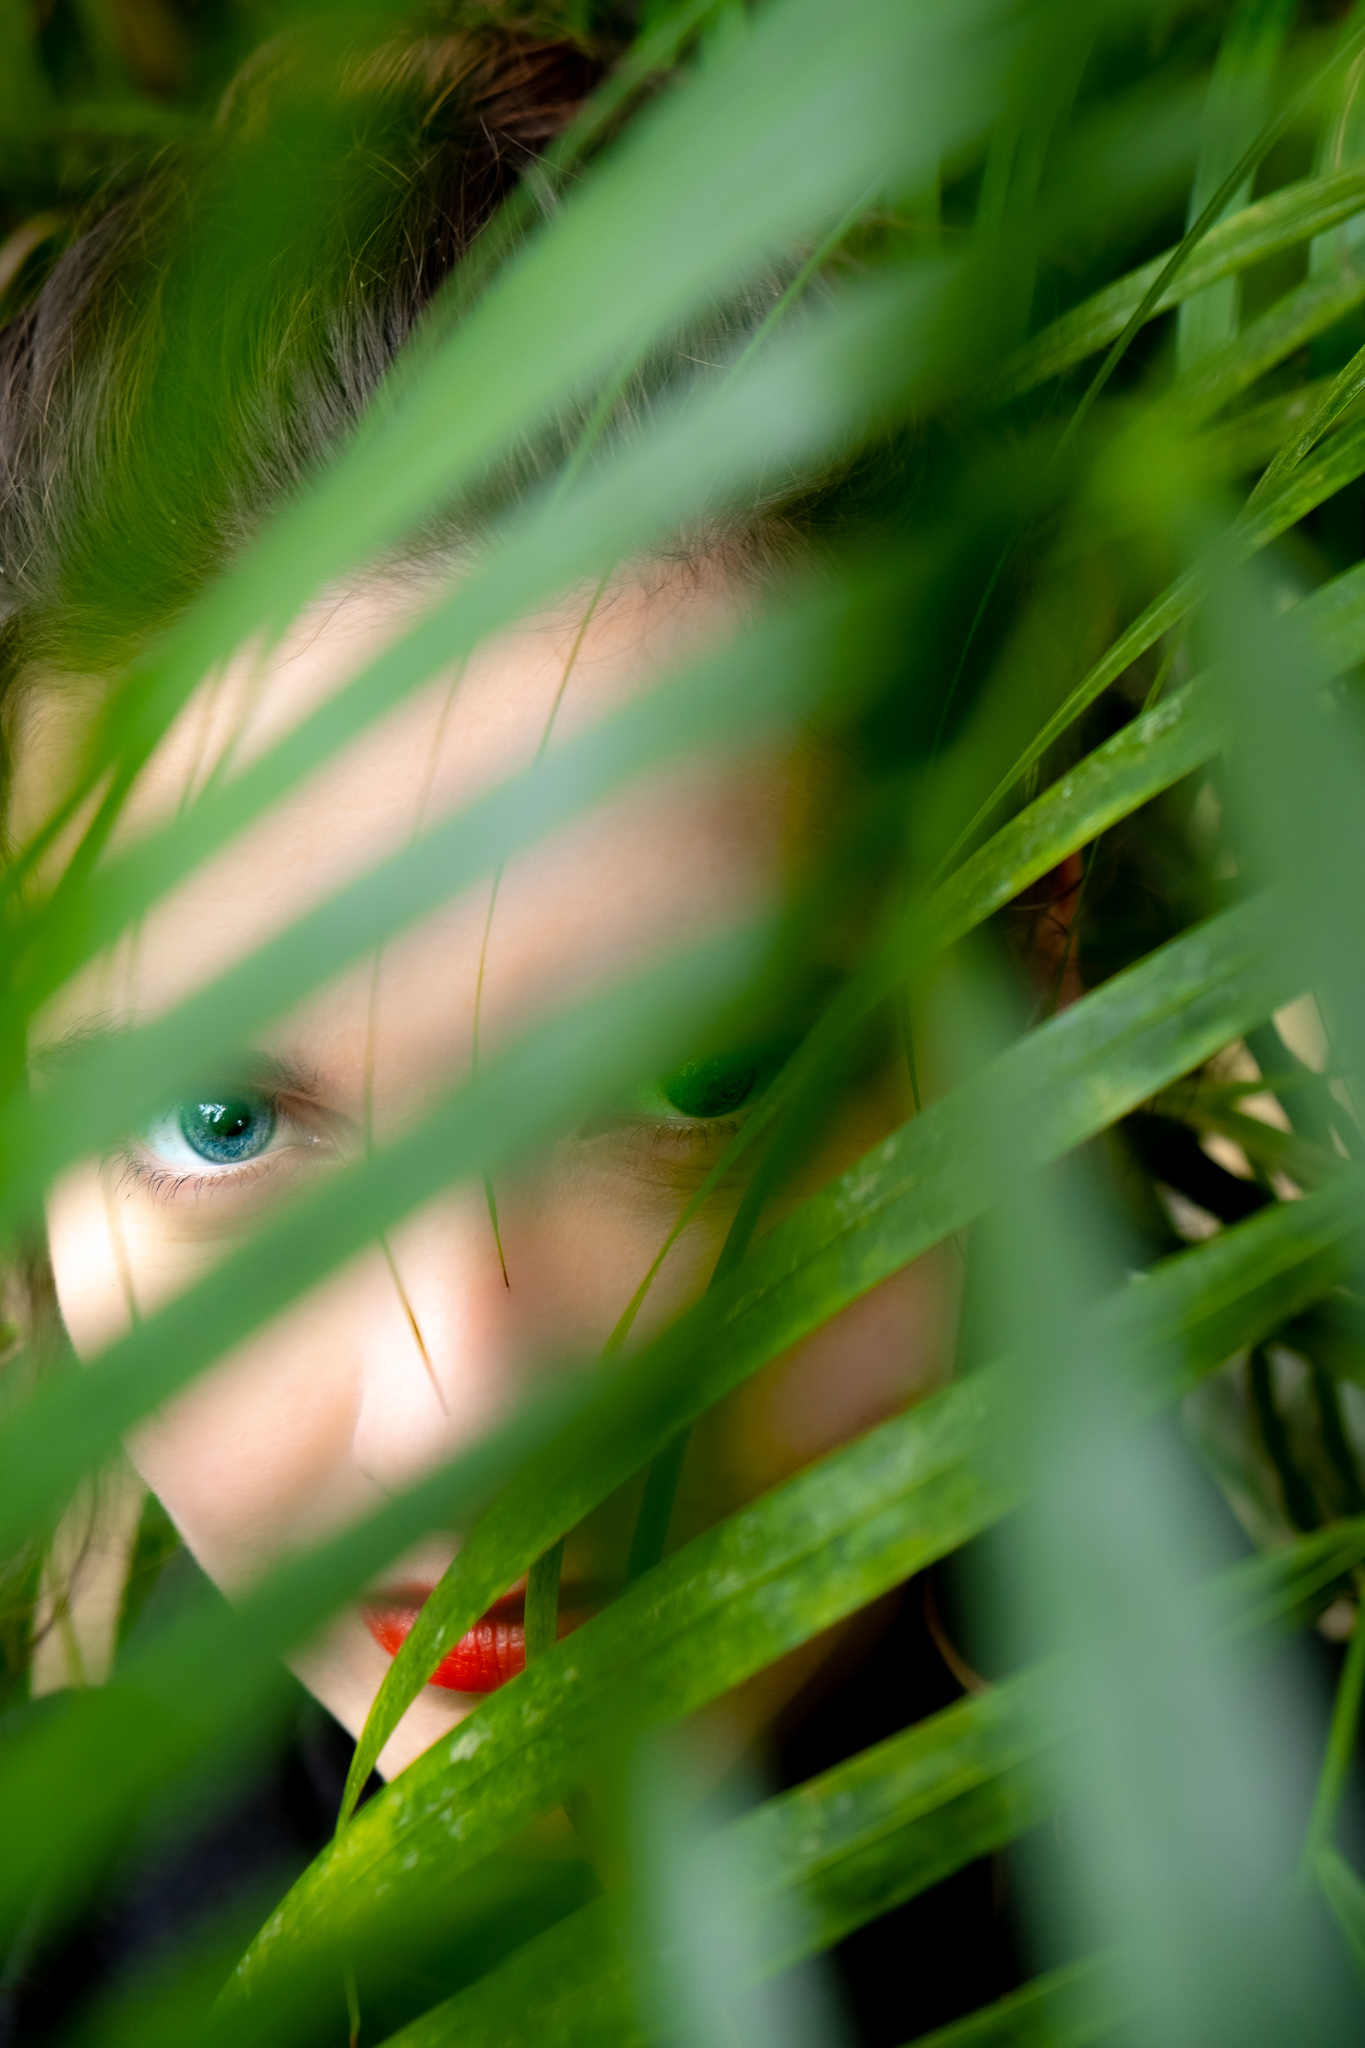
[0,1694,378,2047]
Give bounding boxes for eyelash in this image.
[632,1114,745,1152]
[118,1157,278,1203]
[575,1110,753,1197]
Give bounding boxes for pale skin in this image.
[17,564,949,1778]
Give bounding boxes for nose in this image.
[349,1186,520,1495]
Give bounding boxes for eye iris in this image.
[178,1095,276,1165]
[662,1053,762,1121]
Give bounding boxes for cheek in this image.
[521,1155,731,1350]
[689,1249,956,1512]
[47,1165,371,1590]
[46,1162,233,1351]
[46,1165,140,1357]
[124,1292,364,1590]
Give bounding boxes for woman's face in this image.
[22,567,948,1776]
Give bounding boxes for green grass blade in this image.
[1172,265,1365,428]
[1213,1519,1365,1642]
[1176,0,1297,373]
[371,1670,1058,2048]
[1302,1610,1365,1874]
[923,677,1224,953]
[1142,1085,1343,1190]
[1318,1847,1365,1984]
[340,893,1299,1812]
[997,168,1365,400]
[934,437,1365,880]
[1106,1169,1365,1406]
[902,1958,1132,2048]
[1311,0,1365,277]
[733,1669,1052,1973]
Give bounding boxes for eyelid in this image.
[629,1082,702,1125]
[623,1081,750,1126]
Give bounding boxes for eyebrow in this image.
[30,1016,324,1102]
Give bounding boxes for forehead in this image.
[21,563,798,1073]
[144,564,746,809]
[14,561,744,833]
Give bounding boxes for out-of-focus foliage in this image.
[7,0,1365,2044]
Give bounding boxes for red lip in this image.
[361,1584,575,1695]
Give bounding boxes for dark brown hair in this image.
[0,20,606,684]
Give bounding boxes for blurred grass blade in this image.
[0,925,766,1558]
[6,563,867,1223]
[1208,551,1365,1092]
[1318,1847,1365,1984]
[1176,0,1296,373]
[1213,1520,1365,1642]
[976,1100,1358,2041]
[68,0,1009,826]
[21,258,957,1026]
[625,1733,844,2048]
[1302,1610,1365,1873]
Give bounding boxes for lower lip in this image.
[361,1590,570,1694]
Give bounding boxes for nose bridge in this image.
[349,1187,516,1495]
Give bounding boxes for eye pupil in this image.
[662,1053,762,1121]
[178,1094,276,1165]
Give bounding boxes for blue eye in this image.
[139,1089,282,1174]
[177,1094,277,1164]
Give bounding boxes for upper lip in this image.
[364,1579,520,1608]
[361,1576,605,1616]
